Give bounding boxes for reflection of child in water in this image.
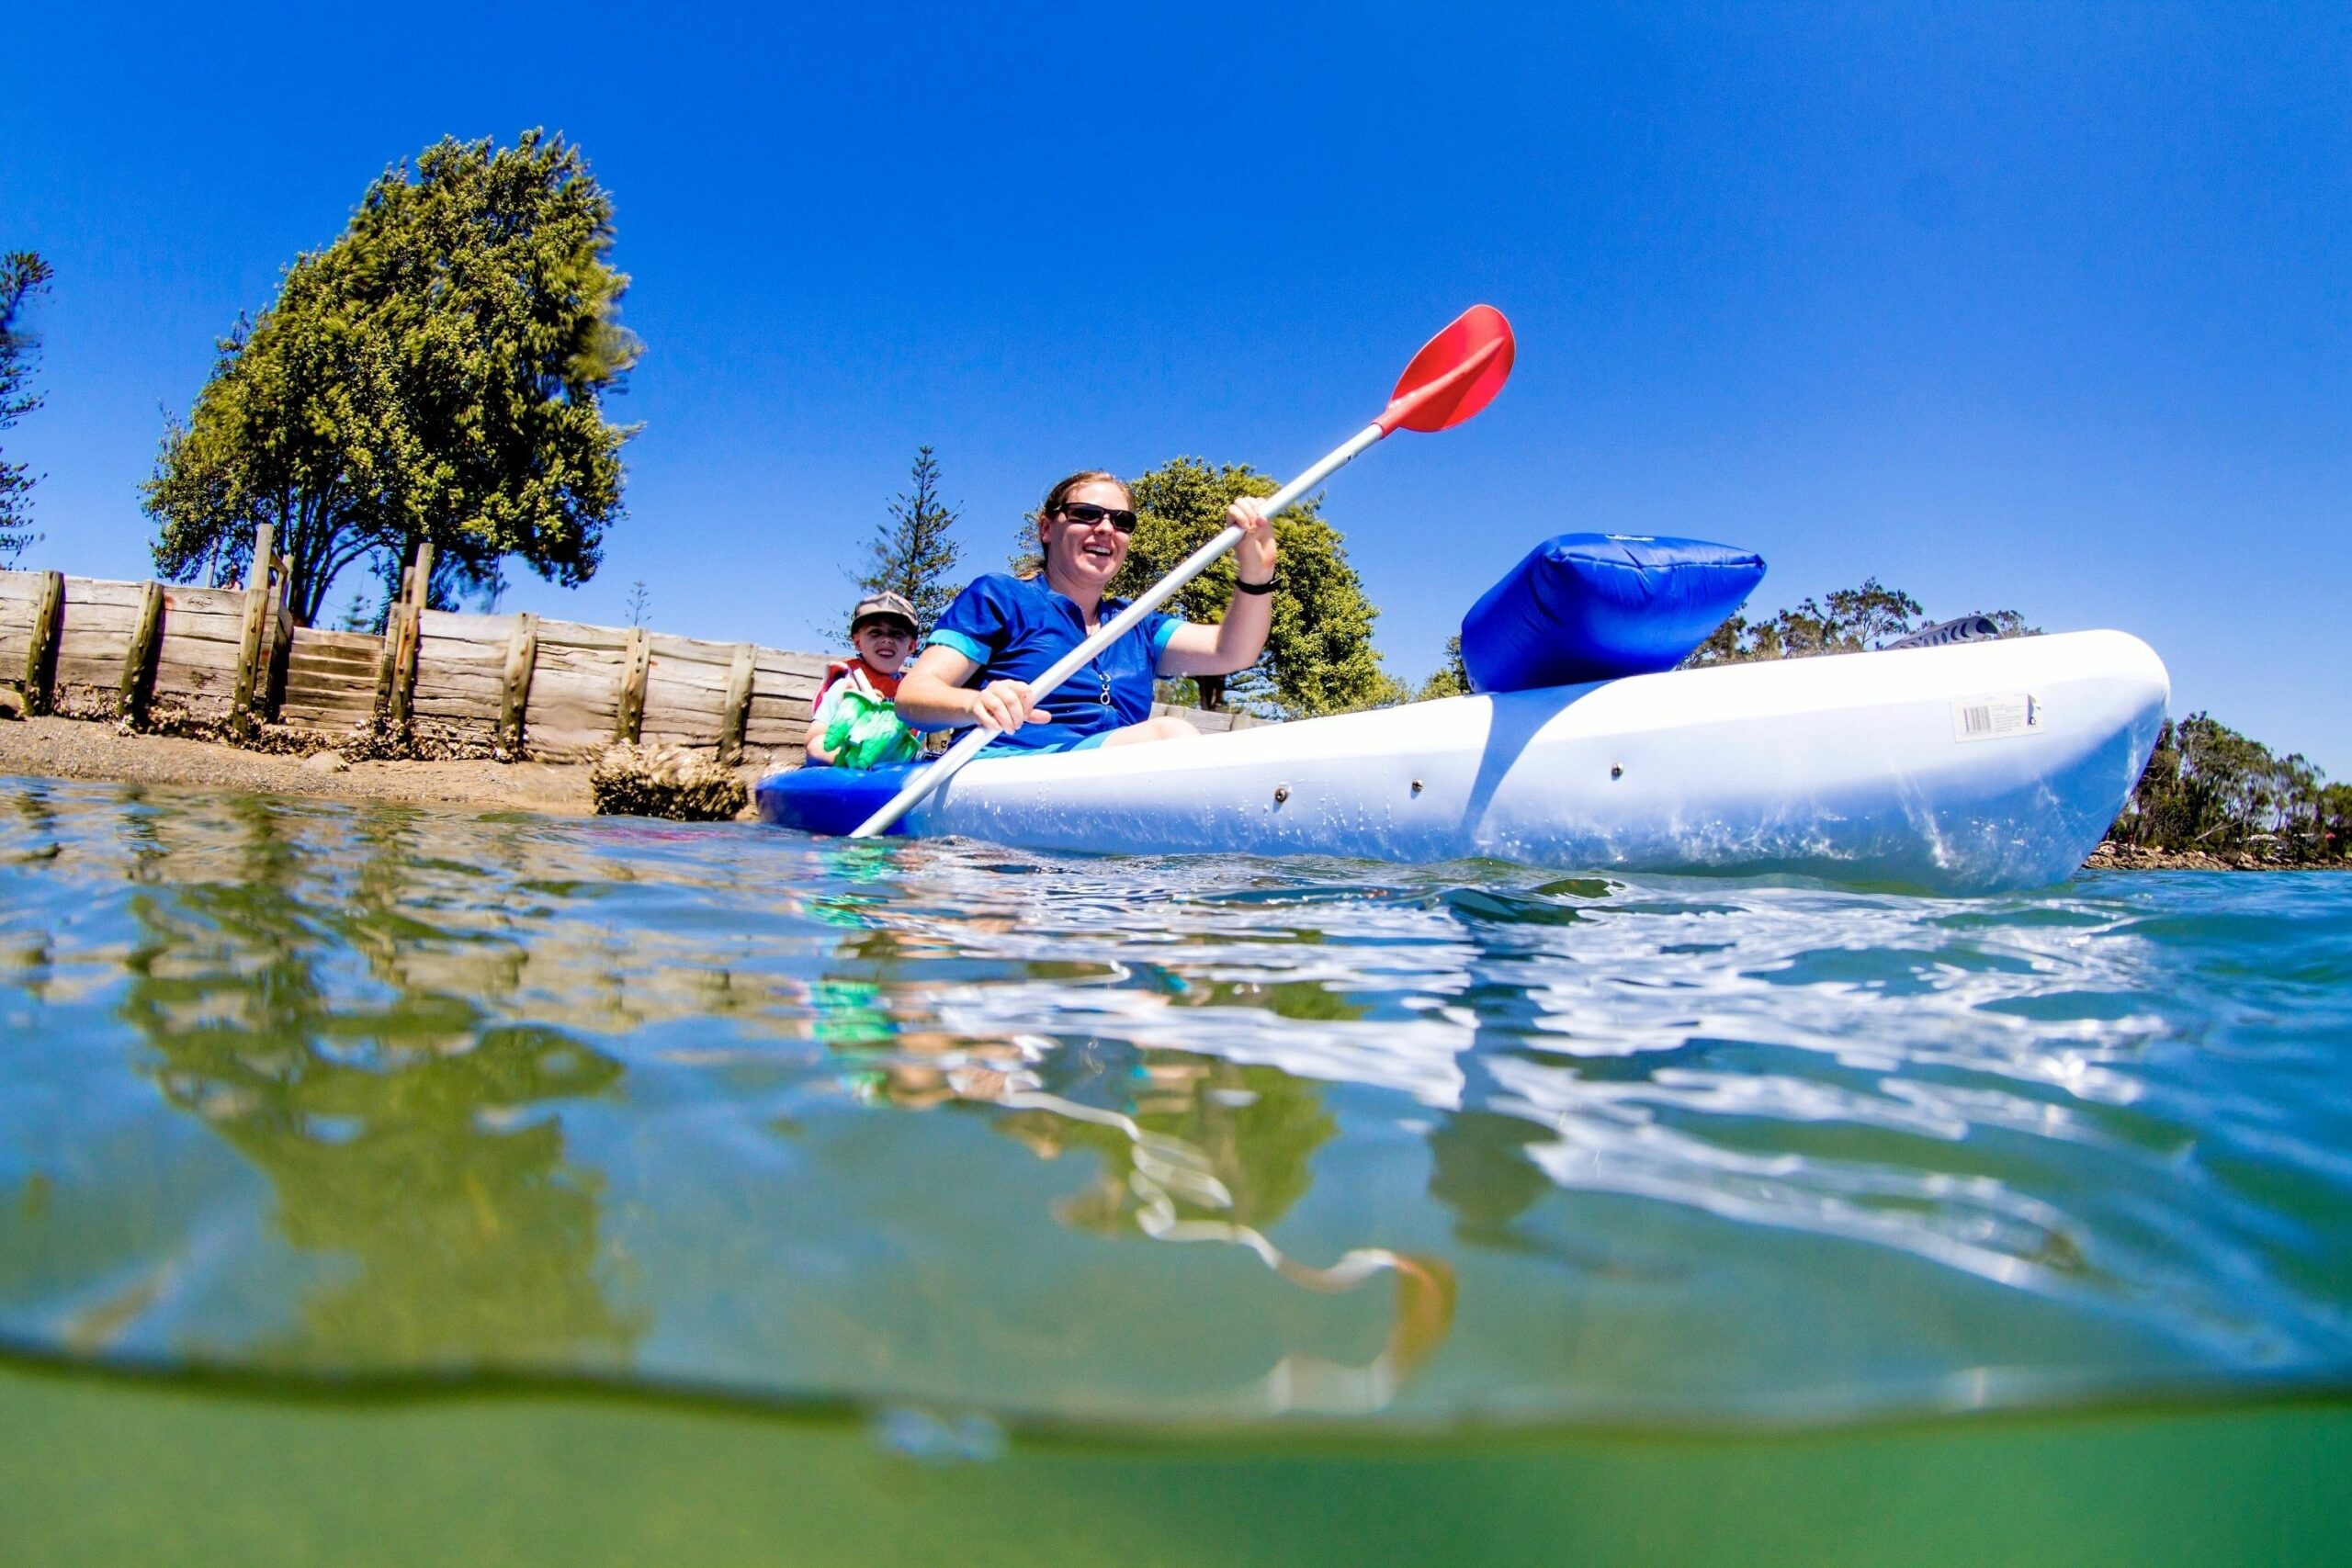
[804,592,921,769]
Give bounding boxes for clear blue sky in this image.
[6,3,2346,770]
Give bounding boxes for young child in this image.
[804,592,922,769]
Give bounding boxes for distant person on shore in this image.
[893,471,1276,751]
[804,592,922,769]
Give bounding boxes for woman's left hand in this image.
[1227,497,1278,585]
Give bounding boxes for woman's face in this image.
[1043,479,1133,594]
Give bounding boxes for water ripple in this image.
[2,777,2348,1427]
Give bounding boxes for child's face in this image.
[853,621,913,671]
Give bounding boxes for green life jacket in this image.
[822,684,921,771]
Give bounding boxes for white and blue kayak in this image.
[757,630,2168,895]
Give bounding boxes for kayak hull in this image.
[756,631,2169,894]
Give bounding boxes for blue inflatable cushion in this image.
[1459,533,1766,694]
[753,762,926,837]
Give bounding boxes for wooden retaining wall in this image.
[1,533,1262,762]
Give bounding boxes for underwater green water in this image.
[2,777,2348,1564]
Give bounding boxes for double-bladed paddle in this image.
[849,304,1517,840]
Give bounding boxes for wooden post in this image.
[230,523,276,738]
[718,641,757,765]
[387,604,422,729]
[119,581,165,723]
[259,561,293,722]
[22,570,62,716]
[500,612,537,754]
[380,538,436,735]
[374,610,401,719]
[615,626,650,743]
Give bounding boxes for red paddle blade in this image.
[1376,304,1515,434]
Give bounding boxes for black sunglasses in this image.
[1057,501,1139,534]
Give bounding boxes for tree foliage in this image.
[2109,713,2351,863]
[144,131,640,624]
[857,446,963,633]
[1108,457,1402,717]
[0,251,55,565]
[1683,579,2037,666]
[1416,634,1470,701]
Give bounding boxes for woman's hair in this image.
[1033,470,1133,574]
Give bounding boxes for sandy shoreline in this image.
[0,715,607,817]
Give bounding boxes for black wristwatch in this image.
[1234,573,1278,595]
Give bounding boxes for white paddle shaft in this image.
[847,421,1387,838]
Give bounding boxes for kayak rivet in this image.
[1611,765,1623,780]
[1273,785,1290,805]
[1410,779,1423,795]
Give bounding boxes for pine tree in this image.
[0,252,55,565]
[858,446,962,632]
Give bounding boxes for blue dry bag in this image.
[1459,534,1766,694]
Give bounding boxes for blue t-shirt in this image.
[924,573,1185,751]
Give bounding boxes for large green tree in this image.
[0,251,54,565]
[1108,457,1403,716]
[144,131,640,624]
[856,445,963,634]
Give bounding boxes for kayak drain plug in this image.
[1611,766,1623,780]
[1410,779,1423,795]
[1273,785,1290,805]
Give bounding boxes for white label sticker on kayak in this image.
[1952,693,2041,742]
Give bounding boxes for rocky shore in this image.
[0,715,758,820]
[2082,840,2345,872]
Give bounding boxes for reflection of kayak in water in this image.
[756,630,2168,896]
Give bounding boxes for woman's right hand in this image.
[970,679,1048,734]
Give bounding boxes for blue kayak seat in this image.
[1460,533,1766,693]
[754,762,928,836]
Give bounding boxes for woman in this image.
[893,471,1277,750]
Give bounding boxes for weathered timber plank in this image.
[282,676,377,705]
[645,631,745,665]
[155,637,243,672]
[536,619,634,653]
[752,647,832,679]
[153,664,232,699]
[57,604,139,639]
[280,689,378,714]
[62,577,151,612]
[55,657,131,690]
[616,627,650,742]
[641,664,733,700]
[526,664,622,702]
[412,697,503,725]
[280,703,378,726]
[524,692,622,729]
[289,628,383,655]
[417,609,518,641]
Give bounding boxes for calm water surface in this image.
[3,776,2348,1564]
